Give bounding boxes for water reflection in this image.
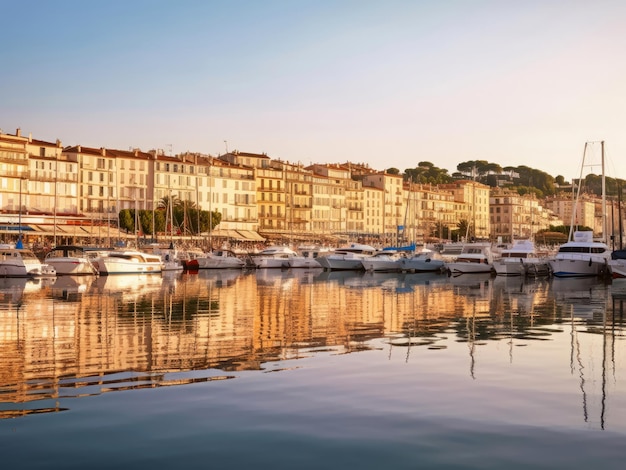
[1,270,625,428]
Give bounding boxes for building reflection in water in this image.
[0,269,624,421]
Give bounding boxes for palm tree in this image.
[157,195,181,210]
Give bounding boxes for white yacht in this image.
[361,250,403,272]
[91,250,164,275]
[197,249,246,269]
[287,246,328,269]
[316,243,378,271]
[0,244,56,278]
[251,246,298,269]
[549,231,611,278]
[493,240,550,277]
[44,245,103,276]
[445,243,494,275]
[608,249,626,279]
[400,249,446,273]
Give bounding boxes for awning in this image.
[236,230,265,241]
[0,225,35,233]
[210,229,247,240]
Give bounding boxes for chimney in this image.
[16,128,21,137]
[77,145,82,153]
[101,147,106,156]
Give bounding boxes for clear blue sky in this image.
[2,0,626,179]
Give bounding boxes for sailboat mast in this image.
[570,143,588,241]
[601,141,607,243]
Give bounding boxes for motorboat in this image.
[608,249,626,279]
[492,240,550,277]
[400,249,446,273]
[91,250,164,275]
[361,250,403,272]
[287,246,327,269]
[316,243,378,271]
[549,145,611,278]
[548,231,611,278]
[0,244,56,278]
[142,243,184,272]
[44,245,103,275]
[251,246,298,268]
[196,249,246,269]
[177,249,203,271]
[445,243,494,274]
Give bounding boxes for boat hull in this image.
[493,259,551,277]
[46,258,96,276]
[317,256,366,271]
[288,257,322,269]
[92,251,163,275]
[446,262,493,274]
[0,247,56,278]
[361,258,401,272]
[549,258,609,278]
[400,257,445,273]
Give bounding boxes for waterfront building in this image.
[361,171,404,245]
[208,156,259,236]
[404,182,457,242]
[544,194,595,231]
[490,189,560,242]
[358,184,382,243]
[284,161,312,238]
[345,176,365,237]
[63,145,118,218]
[438,180,491,240]
[0,128,30,218]
[308,164,350,239]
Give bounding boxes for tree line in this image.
[118,195,221,237]
[388,160,626,199]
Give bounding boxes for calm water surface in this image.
[1,269,626,469]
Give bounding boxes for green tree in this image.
[456,219,470,241]
[118,209,134,233]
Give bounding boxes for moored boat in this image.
[0,244,56,278]
[361,250,403,272]
[445,243,494,275]
[493,240,550,277]
[91,250,164,275]
[548,231,611,278]
[197,249,246,269]
[44,245,103,276]
[251,246,298,269]
[608,249,626,279]
[286,245,331,269]
[400,249,446,273]
[316,243,377,271]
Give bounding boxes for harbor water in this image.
[1,269,626,469]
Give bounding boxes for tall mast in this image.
[601,141,607,243]
[569,143,587,241]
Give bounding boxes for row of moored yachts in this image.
[1,230,625,279]
[246,233,626,280]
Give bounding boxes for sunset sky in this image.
[2,0,625,180]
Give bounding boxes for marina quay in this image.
[0,127,621,249]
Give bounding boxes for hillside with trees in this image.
[388,160,625,199]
